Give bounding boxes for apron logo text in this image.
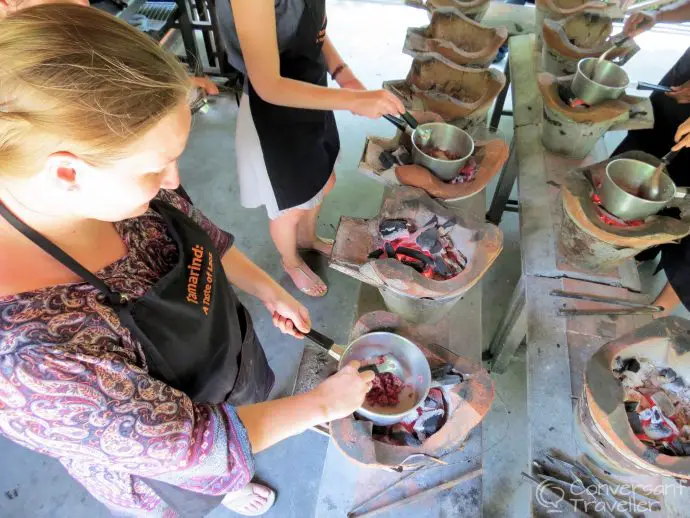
[186,245,214,316]
[202,252,214,316]
[186,245,205,304]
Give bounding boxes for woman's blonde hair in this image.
[0,4,193,178]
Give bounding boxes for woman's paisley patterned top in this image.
[0,190,254,516]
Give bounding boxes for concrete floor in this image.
[2,2,690,517]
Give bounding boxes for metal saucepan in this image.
[383,112,474,182]
[305,329,432,426]
[598,158,689,221]
[571,57,630,106]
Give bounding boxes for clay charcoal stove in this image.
[330,187,502,323]
[581,317,690,480]
[559,152,690,271]
[367,215,467,281]
[329,311,495,470]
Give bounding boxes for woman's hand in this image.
[348,90,405,119]
[623,11,657,37]
[191,76,220,95]
[263,288,311,338]
[673,116,690,152]
[314,361,375,421]
[668,80,690,104]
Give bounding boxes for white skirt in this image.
[235,94,326,220]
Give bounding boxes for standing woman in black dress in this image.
[216,0,404,296]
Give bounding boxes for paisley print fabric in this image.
[0,191,254,516]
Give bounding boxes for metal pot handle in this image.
[304,330,373,371]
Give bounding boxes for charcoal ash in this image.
[416,228,439,251]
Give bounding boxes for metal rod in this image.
[347,451,457,516]
[349,468,483,518]
[558,307,660,316]
[550,289,662,311]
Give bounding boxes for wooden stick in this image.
[350,468,483,518]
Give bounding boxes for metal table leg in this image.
[489,56,511,131]
[487,275,526,374]
[486,138,517,224]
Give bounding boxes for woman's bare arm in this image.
[229,0,403,117]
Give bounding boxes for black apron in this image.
[0,198,274,516]
[616,49,690,305]
[247,0,340,211]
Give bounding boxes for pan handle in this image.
[636,81,672,93]
[305,329,336,352]
[401,111,419,129]
[383,114,408,133]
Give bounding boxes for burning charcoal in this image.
[379,219,410,241]
[624,400,641,413]
[441,217,457,229]
[420,413,444,435]
[627,410,644,435]
[651,392,677,417]
[385,242,396,258]
[391,430,423,447]
[432,257,452,278]
[368,249,384,259]
[397,246,433,265]
[416,228,438,251]
[423,215,439,228]
[614,357,641,374]
[639,407,679,441]
[430,241,442,255]
[401,259,425,273]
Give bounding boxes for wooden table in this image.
[313,192,486,518]
[487,34,690,516]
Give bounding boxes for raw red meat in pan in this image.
[366,372,405,407]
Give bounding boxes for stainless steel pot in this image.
[599,158,688,221]
[384,114,474,182]
[305,330,432,426]
[571,58,630,106]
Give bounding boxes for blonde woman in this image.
[0,6,374,517]
[216,0,405,297]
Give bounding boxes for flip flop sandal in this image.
[283,261,328,297]
[298,236,334,257]
[221,483,276,516]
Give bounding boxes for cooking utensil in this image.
[636,81,673,94]
[598,158,688,221]
[383,114,474,182]
[348,467,483,518]
[550,289,663,317]
[638,150,679,201]
[571,57,629,106]
[591,37,630,84]
[305,330,432,426]
[304,329,380,374]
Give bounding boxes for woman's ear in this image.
[44,153,82,192]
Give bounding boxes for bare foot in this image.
[283,260,328,297]
[298,236,334,257]
[221,483,275,516]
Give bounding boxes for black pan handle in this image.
[401,111,419,129]
[305,329,335,352]
[383,114,408,133]
[304,329,378,374]
[637,81,672,93]
[662,149,680,164]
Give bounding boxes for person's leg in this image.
[297,173,336,256]
[653,281,681,318]
[270,209,327,297]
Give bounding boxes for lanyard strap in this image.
[0,202,126,306]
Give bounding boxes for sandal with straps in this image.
[282,260,328,297]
